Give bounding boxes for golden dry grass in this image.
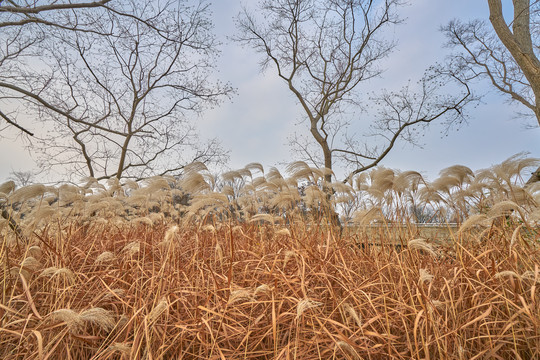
[1,218,538,359]
[1,155,539,359]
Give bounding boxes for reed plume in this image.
[95,251,115,264]
[250,213,274,224]
[0,180,16,195]
[419,268,434,284]
[79,308,115,332]
[103,288,126,300]
[254,284,271,296]
[494,271,521,280]
[296,298,322,318]
[244,162,264,175]
[228,288,254,305]
[49,309,83,332]
[354,207,385,225]
[341,302,362,327]
[335,341,361,359]
[21,256,41,271]
[148,298,168,323]
[439,164,474,185]
[107,342,131,355]
[494,153,539,184]
[49,307,115,333]
[275,228,291,236]
[8,184,46,203]
[458,214,490,233]
[132,217,154,226]
[369,167,395,195]
[392,170,423,195]
[25,247,42,263]
[40,267,76,284]
[408,238,437,257]
[122,242,140,256]
[164,225,179,243]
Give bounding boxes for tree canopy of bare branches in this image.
[0,0,233,180]
[442,0,540,184]
[235,0,472,183]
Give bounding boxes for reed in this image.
[0,155,539,359]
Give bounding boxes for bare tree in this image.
[442,0,540,184]
[8,169,35,187]
[0,0,115,136]
[235,0,472,183]
[0,0,232,180]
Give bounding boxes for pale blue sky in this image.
[1,0,538,183]
[201,0,539,180]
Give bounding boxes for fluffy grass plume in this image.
[39,267,76,283]
[419,268,434,284]
[296,298,323,318]
[1,156,539,359]
[49,308,114,333]
[459,214,490,233]
[95,251,115,264]
[408,238,438,257]
[0,180,16,194]
[8,184,46,203]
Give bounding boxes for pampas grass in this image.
[341,302,362,327]
[8,184,46,203]
[419,268,434,284]
[408,238,438,257]
[95,251,115,264]
[228,288,254,305]
[40,267,76,284]
[1,155,539,359]
[147,298,168,323]
[122,241,140,256]
[459,214,490,233]
[27,245,42,259]
[49,307,114,333]
[0,180,16,194]
[2,208,538,359]
[296,298,323,318]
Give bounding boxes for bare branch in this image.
[0,109,33,135]
[443,1,540,184]
[0,1,111,15]
[237,0,468,185]
[1,0,233,180]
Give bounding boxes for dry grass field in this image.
[1,155,539,359]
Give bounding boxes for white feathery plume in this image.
[296,298,322,318]
[408,239,437,257]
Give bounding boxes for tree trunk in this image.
[525,165,540,186]
[318,143,342,230]
[1,206,24,242]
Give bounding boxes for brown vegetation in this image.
[1,155,539,359]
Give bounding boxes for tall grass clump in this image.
[0,154,538,359]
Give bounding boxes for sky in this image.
[0,0,539,183]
